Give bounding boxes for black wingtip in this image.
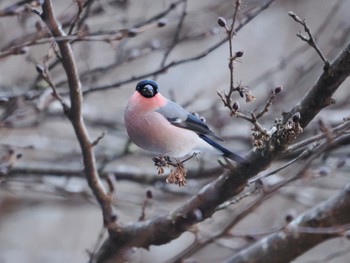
[199,134,250,166]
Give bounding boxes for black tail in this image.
[199,134,250,166]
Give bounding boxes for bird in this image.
[124,79,249,165]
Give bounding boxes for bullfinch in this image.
[124,79,249,165]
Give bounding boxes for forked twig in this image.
[289,11,329,66]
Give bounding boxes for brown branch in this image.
[223,183,350,263]
[40,0,116,227]
[35,64,70,114]
[216,0,246,112]
[67,0,84,35]
[255,86,283,119]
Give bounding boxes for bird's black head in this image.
[136,79,159,98]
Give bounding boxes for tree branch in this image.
[41,0,116,226]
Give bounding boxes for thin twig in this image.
[91,131,106,147]
[256,86,283,119]
[67,0,84,35]
[289,12,329,66]
[227,0,242,94]
[154,0,187,80]
[35,64,69,114]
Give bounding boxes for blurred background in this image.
[0,0,350,262]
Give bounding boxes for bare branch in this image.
[41,0,116,227]
[35,63,70,114]
[289,11,329,65]
[256,86,283,119]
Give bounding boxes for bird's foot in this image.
[152,155,174,169]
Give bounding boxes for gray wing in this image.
[156,100,223,141]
